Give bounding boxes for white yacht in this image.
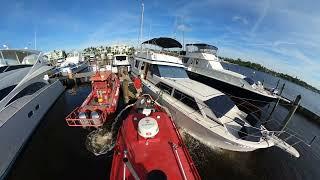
[59,51,88,76]
[111,54,130,73]
[182,43,278,107]
[0,49,64,178]
[131,37,299,157]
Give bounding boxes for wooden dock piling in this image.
[280,95,302,131]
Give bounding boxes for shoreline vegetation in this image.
[219,56,320,94]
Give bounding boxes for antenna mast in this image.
[138,0,144,49]
[34,31,37,50]
[182,17,185,51]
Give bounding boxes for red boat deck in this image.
[111,105,201,180]
[65,71,120,127]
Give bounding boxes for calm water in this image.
[6,83,320,179]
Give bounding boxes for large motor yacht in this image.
[131,37,299,157]
[0,49,64,178]
[182,43,278,107]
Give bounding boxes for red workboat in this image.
[65,71,120,127]
[110,95,201,180]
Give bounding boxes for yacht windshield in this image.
[186,44,218,55]
[204,95,235,118]
[0,50,40,66]
[156,65,188,78]
[244,77,255,85]
[115,56,127,61]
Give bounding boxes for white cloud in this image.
[232,16,248,25]
[177,24,191,32]
[250,0,271,35]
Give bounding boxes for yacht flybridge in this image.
[183,43,278,107]
[111,54,130,73]
[0,49,64,178]
[131,37,299,157]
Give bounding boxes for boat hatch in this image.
[204,95,235,119]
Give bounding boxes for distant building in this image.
[110,45,131,54]
[44,50,66,61]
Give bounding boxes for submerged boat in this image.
[65,71,120,127]
[182,43,278,107]
[131,37,299,157]
[110,95,201,180]
[0,49,64,178]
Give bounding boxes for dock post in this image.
[275,79,280,89]
[265,83,285,124]
[280,95,302,131]
[279,83,285,95]
[265,99,280,124]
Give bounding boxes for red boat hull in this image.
[65,71,120,127]
[110,99,201,180]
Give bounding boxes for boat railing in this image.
[65,107,107,127]
[142,48,181,58]
[170,142,188,180]
[123,150,141,180]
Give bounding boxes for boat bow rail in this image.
[65,107,108,127]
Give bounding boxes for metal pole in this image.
[279,83,285,96]
[280,95,302,131]
[275,79,280,89]
[34,31,37,50]
[264,83,285,124]
[265,98,280,124]
[138,1,144,50]
[309,136,317,146]
[182,17,185,51]
[123,150,140,180]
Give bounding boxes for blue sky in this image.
[1,0,320,88]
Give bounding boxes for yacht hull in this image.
[0,80,64,178]
[61,63,88,76]
[142,83,264,153]
[186,70,276,110]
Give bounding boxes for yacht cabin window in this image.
[243,77,255,85]
[186,44,218,55]
[0,65,32,73]
[153,65,188,78]
[134,60,140,68]
[182,57,189,64]
[156,82,173,95]
[6,82,47,107]
[149,64,160,77]
[140,63,145,70]
[204,95,235,118]
[115,56,127,61]
[0,85,16,101]
[173,89,200,113]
